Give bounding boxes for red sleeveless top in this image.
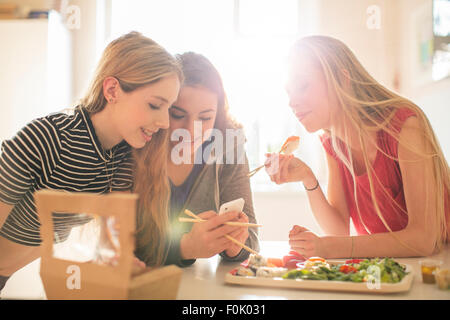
[320,108,449,236]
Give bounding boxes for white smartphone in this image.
[219,198,245,215]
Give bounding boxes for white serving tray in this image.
[225,263,414,294]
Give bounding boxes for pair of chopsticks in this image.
[180,209,260,256]
[178,217,262,228]
[247,143,290,178]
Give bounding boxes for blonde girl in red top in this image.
[265,36,449,258]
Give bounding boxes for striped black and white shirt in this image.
[0,107,134,246]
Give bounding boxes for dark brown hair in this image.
[176,52,242,132]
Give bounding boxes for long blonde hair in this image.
[291,36,449,252]
[80,31,183,266]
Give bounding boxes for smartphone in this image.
[219,198,245,215]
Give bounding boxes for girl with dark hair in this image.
[161,52,259,266]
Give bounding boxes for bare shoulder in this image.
[400,114,422,131]
[398,115,430,162]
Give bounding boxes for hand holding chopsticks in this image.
[247,136,300,178]
[247,144,289,178]
[180,209,260,256]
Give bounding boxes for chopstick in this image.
[178,217,262,228]
[224,235,260,256]
[184,209,201,220]
[179,217,206,223]
[183,209,261,257]
[247,164,265,177]
[224,221,263,228]
[247,143,290,177]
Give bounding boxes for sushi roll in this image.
[256,267,288,278]
[248,254,267,268]
[236,266,255,277]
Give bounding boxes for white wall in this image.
[393,0,450,159]
[0,12,72,141]
[0,19,47,140]
[315,0,397,89]
[70,0,107,104]
[0,0,109,107]
[411,77,450,160]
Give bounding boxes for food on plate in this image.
[279,136,300,155]
[339,265,358,274]
[267,258,284,268]
[248,254,267,268]
[233,254,409,285]
[256,267,288,278]
[236,266,256,277]
[282,250,306,269]
[299,257,330,271]
[235,254,289,278]
[283,257,409,284]
[247,253,304,270]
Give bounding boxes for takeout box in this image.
[35,190,182,300]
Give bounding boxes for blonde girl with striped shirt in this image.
[0,32,182,292]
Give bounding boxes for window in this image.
[432,0,450,81]
[110,0,327,192]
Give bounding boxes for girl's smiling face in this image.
[111,74,181,149]
[169,85,218,156]
[286,53,339,133]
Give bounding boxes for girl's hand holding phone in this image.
[180,210,241,259]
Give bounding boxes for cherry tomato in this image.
[345,259,364,264]
[339,265,358,273]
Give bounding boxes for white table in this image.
[2,241,449,300]
[176,241,450,300]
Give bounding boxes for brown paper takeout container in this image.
[35,190,182,300]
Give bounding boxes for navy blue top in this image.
[169,143,208,219]
[169,162,205,218]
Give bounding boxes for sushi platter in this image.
[225,253,414,294]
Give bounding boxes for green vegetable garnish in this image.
[283,258,408,284]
